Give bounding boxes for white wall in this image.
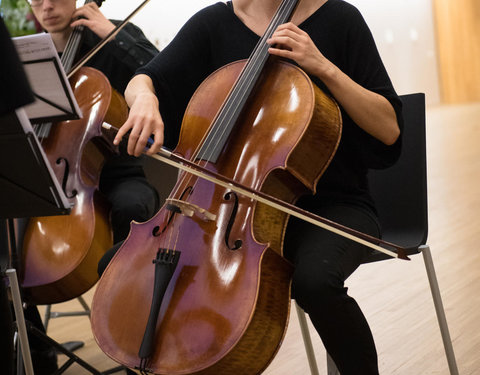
[100,0,440,104]
[99,0,214,49]
[349,0,440,104]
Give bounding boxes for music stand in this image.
[12,33,81,124]
[1,20,125,375]
[0,108,125,375]
[0,107,71,375]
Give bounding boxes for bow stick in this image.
[103,123,410,261]
[68,0,153,78]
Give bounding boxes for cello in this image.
[20,0,129,305]
[91,0,343,373]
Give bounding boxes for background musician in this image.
[23,0,159,373]
[116,0,403,374]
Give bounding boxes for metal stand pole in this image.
[6,269,34,375]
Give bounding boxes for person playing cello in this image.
[112,0,402,374]
[22,0,159,373]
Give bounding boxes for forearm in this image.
[125,74,158,107]
[316,63,400,145]
[267,22,400,145]
[116,74,164,156]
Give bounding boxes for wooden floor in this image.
[37,102,480,374]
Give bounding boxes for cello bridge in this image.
[165,198,216,222]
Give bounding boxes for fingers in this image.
[70,2,115,39]
[114,97,165,157]
[267,22,324,75]
[122,117,163,157]
[267,23,306,49]
[113,116,132,147]
[72,2,101,19]
[267,30,303,61]
[144,127,164,156]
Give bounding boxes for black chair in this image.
[295,93,459,375]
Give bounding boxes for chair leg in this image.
[43,303,52,330]
[420,245,459,375]
[42,296,92,354]
[295,302,320,375]
[43,295,91,330]
[76,295,91,316]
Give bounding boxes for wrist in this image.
[315,60,338,84]
[136,91,159,106]
[98,21,116,40]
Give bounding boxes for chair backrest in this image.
[364,93,428,263]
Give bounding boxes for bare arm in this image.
[115,74,164,156]
[268,22,400,145]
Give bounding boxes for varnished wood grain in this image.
[39,102,480,374]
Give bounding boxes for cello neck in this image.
[61,0,97,73]
[196,0,300,163]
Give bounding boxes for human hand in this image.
[267,22,334,79]
[114,92,165,157]
[70,2,115,39]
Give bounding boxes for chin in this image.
[46,22,70,34]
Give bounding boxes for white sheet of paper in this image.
[12,33,81,121]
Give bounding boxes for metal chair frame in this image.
[295,93,459,375]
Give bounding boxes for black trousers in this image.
[97,176,159,276]
[284,204,380,375]
[101,177,159,244]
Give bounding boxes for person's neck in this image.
[292,0,328,24]
[236,0,282,20]
[50,29,72,53]
[232,0,327,36]
[242,0,324,17]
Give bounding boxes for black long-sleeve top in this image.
[136,0,403,217]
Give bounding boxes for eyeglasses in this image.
[28,0,64,7]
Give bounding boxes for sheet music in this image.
[12,33,81,122]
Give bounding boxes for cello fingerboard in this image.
[196,0,300,163]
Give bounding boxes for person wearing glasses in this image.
[22,0,159,373]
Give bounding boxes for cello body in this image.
[21,66,128,305]
[91,60,341,374]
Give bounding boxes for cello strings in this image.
[163,0,296,224]
[192,0,292,165]
[181,0,295,196]
[62,0,95,72]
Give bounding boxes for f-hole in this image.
[56,157,77,198]
[224,191,242,250]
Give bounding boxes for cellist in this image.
[23,0,159,373]
[113,1,403,374]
